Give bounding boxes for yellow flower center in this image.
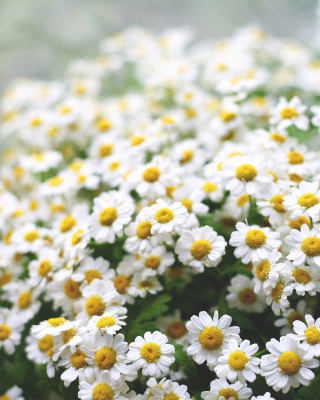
[94,347,117,370]
[97,316,116,329]
[271,282,284,302]
[99,208,118,227]
[64,280,82,299]
[142,167,161,183]
[145,255,161,270]
[255,260,271,281]
[30,117,42,127]
[0,324,11,341]
[301,237,320,257]
[228,350,248,370]
[288,311,304,328]
[220,111,237,122]
[238,288,256,304]
[270,194,286,213]
[130,136,145,146]
[297,193,319,209]
[167,321,187,339]
[50,203,65,213]
[71,229,84,245]
[235,164,257,182]
[47,317,66,327]
[92,383,114,400]
[32,152,44,162]
[287,151,304,165]
[199,326,224,350]
[280,107,298,119]
[270,132,285,143]
[167,267,183,279]
[24,230,39,242]
[85,295,105,317]
[136,221,152,239]
[292,268,311,284]
[137,280,154,290]
[12,209,24,218]
[95,119,112,132]
[305,327,320,345]
[180,199,193,213]
[60,215,76,233]
[277,351,301,375]
[48,176,64,187]
[180,150,194,163]
[185,108,197,119]
[37,335,54,352]
[84,269,102,284]
[70,349,88,369]
[245,229,266,249]
[190,239,212,261]
[154,208,174,224]
[17,291,32,309]
[163,394,179,400]
[63,328,76,344]
[217,388,239,400]
[113,275,131,293]
[0,272,12,287]
[289,216,310,230]
[99,144,113,158]
[202,182,217,193]
[37,260,51,277]
[0,395,10,400]
[236,194,249,206]
[140,343,162,363]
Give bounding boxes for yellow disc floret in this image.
[140,343,162,363]
[142,167,161,183]
[280,107,298,119]
[60,215,76,233]
[17,291,32,309]
[202,182,217,193]
[154,208,174,224]
[99,208,118,226]
[287,151,304,165]
[94,347,117,370]
[220,111,237,122]
[227,350,248,370]
[270,194,286,213]
[163,394,179,400]
[167,321,187,339]
[255,260,271,281]
[113,275,131,293]
[99,144,113,158]
[63,328,76,344]
[277,351,301,375]
[0,324,11,341]
[145,256,161,270]
[190,239,212,260]
[245,229,267,249]
[37,335,54,352]
[136,221,152,239]
[84,269,102,284]
[238,288,256,304]
[64,280,81,299]
[47,317,66,327]
[70,349,88,369]
[235,164,257,182]
[199,326,224,350]
[38,260,51,277]
[92,383,114,400]
[217,388,239,400]
[301,237,320,257]
[271,281,284,302]
[24,231,39,242]
[292,268,311,285]
[97,316,116,329]
[85,295,105,317]
[305,327,320,345]
[297,193,319,209]
[180,199,193,213]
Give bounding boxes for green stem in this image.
[254,348,267,357]
[310,216,314,229]
[248,195,256,225]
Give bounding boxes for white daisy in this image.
[71,256,115,288]
[284,260,320,296]
[150,380,190,400]
[292,314,320,358]
[127,273,163,298]
[265,275,294,316]
[156,309,188,348]
[186,311,240,367]
[86,310,127,336]
[274,300,310,336]
[260,334,319,393]
[251,393,275,400]
[134,245,175,278]
[175,226,227,273]
[269,96,309,131]
[127,331,175,378]
[0,386,24,400]
[31,317,76,339]
[201,378,252,400]
[0,307,23,355]
[229,222,281,264]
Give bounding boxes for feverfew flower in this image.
[175,226,227,272]
[269,96,309,131]
[150,380,190,400]
[86,310,127,336]
[229,222,281,264]
[0,307,23,355]
[78,370,127,400]
[128,331,175,378]
[215,339,260,384]
[260,334,319,393]
[186,311,240,367]
[292,314,320,358]
[201,378,252,400]
[284,260,320,296]
[265,276,294,315]
[0,386,24,400]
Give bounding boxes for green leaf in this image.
[135,294,171,323]
[294,381,320,400]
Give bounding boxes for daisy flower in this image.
[285,223,320,267]
[284,260,320,296]
[220,155,272,196]
[201,378,252,400]
[175,226,227,273]
[269,96,309,131]
[226,274,266,313]
[274,299,311,336]
[229,222,281,264]
[28,248,60,287]
[150,380,190,400]
[127,273,163,298]
[86,310,127,336]
[78,370,128,400]
[251,393,275,400]
[156,309,188,348]
[292,314,320,358]
[0,386,24,400]
[265,275,294,315]
[144,199,189,235]
[134,245,175,278]
[260,334,319,393]
[31,317,76,339]
[89,191,134,243]
[8,282,41,323]
[283,180,320,222]
[113,261,135,303]
[251,249,285,294]
[71,256,115,288]
[214,339,260,384]
[81,333,131,385]
[127,331,175,378]
[25,333,56,377]
[186,311,240,367]
[0,307,23,355]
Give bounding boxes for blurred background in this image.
[0,0,319,90]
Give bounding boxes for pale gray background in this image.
[0,0,319,90]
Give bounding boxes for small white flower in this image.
[270,96,309,131]
[284,260,320,296]
[265,276,294,316]
[251,393,275,400]
[292,314,320,358]
[274,300,310,336]
[260,334,319,393]
[128,331,175,378]
[150,380,190,400]
[86,310,126,336]
[0,386,24,400]
[201,378,252,400]
[0,308,23,355]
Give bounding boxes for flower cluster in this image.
[1,24,320,400]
